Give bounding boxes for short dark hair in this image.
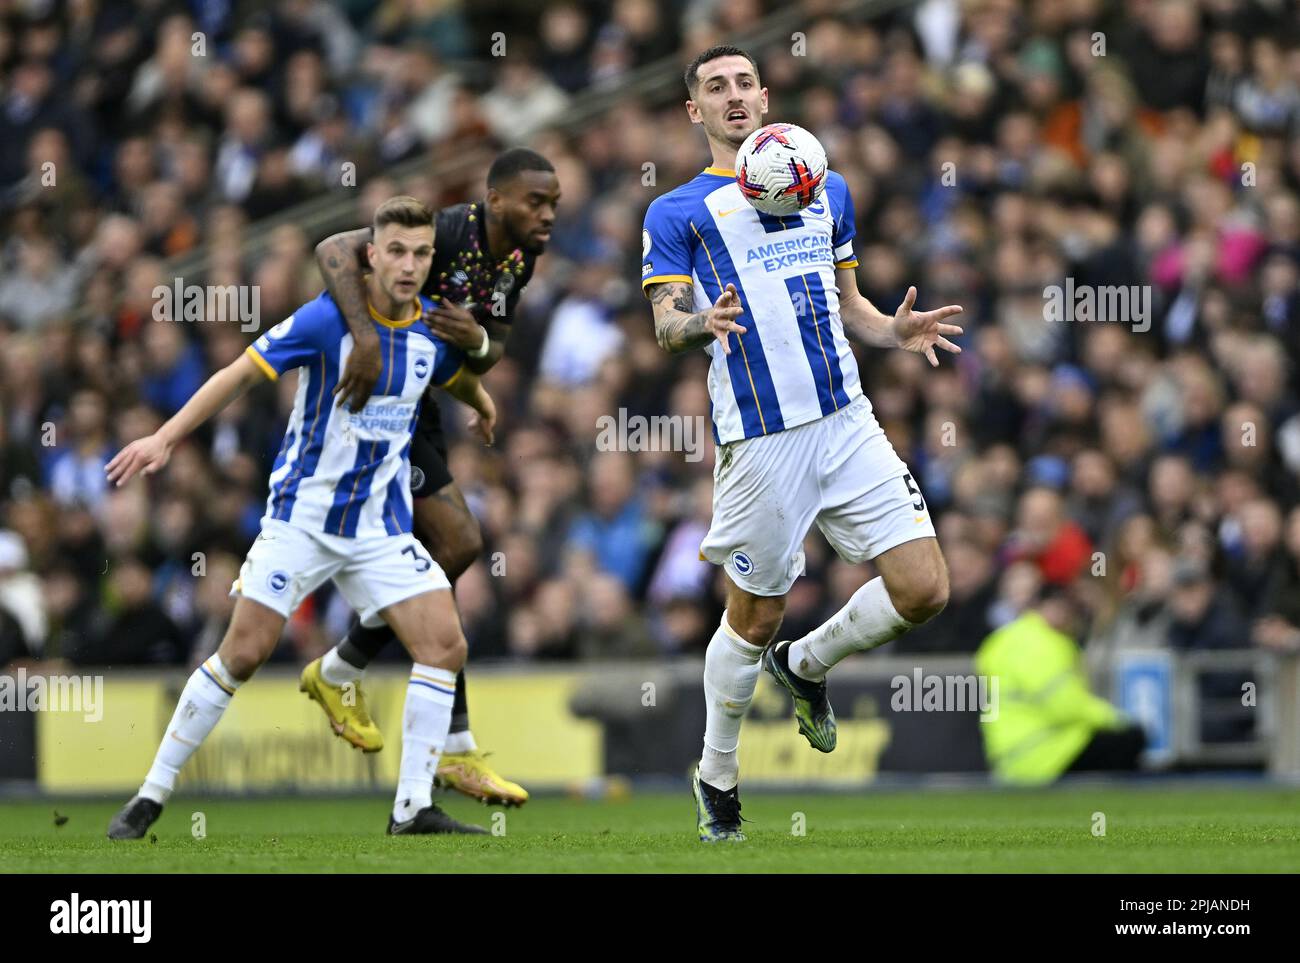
[487,148,555,189]
[372,195,433,233]
[684,44,760,96]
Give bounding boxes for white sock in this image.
[788,576,913,682]
[320,646,360,686]
[393,663,457,823]
[139,656,242,803]
[699,613,763,792]
[445,729,477,754]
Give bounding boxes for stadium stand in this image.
[0,0,1297,766]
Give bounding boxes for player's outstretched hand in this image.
[707,283,747,355]
[335,332,382,412]
[891,285,964,367]
[105,434,173,487]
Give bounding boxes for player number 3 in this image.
[402,545,433,573]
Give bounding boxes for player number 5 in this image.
[902,473,926,512]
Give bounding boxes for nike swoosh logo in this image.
[717,207,743,218]
[914,516,927,524]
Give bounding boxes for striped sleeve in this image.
[247,296,333,379]
[641,194,694,294]
[827,172,859,269]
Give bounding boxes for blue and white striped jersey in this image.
[244,291,464,538]
[641,166,864,445]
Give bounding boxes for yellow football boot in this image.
[299,658,384,752]
[435,750,529,807]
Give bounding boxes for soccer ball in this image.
[734,123,828,216]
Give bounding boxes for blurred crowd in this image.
[1,0,1298,699]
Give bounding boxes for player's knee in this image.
[432,633,467,672]
[892,567,949,625]
[753,613,784,647]
[728,602,784,647]
[217,627,275,680]
[408,628,467,672]
[445,633,468,671]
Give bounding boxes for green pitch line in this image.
[2,787,1298,873]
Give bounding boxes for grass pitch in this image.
[2,784,1298,873]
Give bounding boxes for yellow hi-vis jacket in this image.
[973,610,1123,785]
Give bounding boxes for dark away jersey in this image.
[416,200,536,429]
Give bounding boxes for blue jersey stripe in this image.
[382,326,408,398]
[267,428,295,517]
[271,428,295,473]
[786,272,850,416]
[323,441,372,536]
[273,352,335,522]
[383,474,412,535]
[805,271,850,410]
[325,439,391,536]
[689,221,785,436]
[383,432,416,535]
[343,439,390,537]
[755,210,801,234]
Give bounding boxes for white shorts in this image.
[700,396,937,597]
[231,518,450,621]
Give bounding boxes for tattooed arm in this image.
[646,280,747,355]
[315,227,382,410]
